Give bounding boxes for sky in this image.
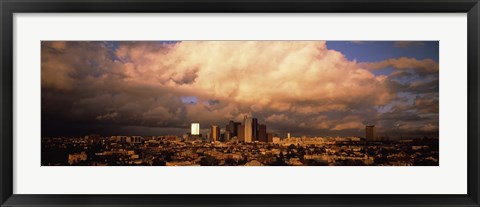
[41,41,439,138]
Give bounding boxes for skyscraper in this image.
[226,120,238,138]
[211,125,220,142]
[252,118,259,141]
[191,123,200,135]
[234,122,241,135]
[244,116,252,143]
[237,124,245,142]
[366,125,376,141]
[259,124,267,142]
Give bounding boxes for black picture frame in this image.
[1,0,479,206]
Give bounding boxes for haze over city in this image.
[41,41,439,139]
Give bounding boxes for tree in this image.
[152,158,166,166]
[200,156,219,166]
[224,158,237,166]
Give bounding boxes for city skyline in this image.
[42,41,439,139]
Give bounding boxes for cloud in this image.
[359,57,439,75]
[51,41,67,50]
[331,122,363,131]
[350,41,366,44]
[96,111,118,120]
[412,96,439,114]
[331,116,364,131]
[421,123,439,132]
[393,41,426,48]
[41,41,439,137]
[265,114,290,123]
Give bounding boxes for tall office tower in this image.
[234,122,241,136]
[267,132,274,142]
[237,125,245,142]
[191,123,200,135]
[226,120,238,138]
[258,124,267,142]
[225,122,231,138]
[252,118,259,141]
[287,133,291,139]
[211,125,220,142]
[244,116,253,143]
[365,125,376,141]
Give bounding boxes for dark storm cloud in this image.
[393,41,426,48]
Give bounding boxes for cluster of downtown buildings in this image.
[190,116,274,143]
[192,117,380,143]
[41,116,439,166]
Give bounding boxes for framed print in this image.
[1,0,479,206]
[40,40,441,167]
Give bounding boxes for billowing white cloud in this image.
[41,41,439,137]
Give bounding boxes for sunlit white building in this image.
[191,123,200,135]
